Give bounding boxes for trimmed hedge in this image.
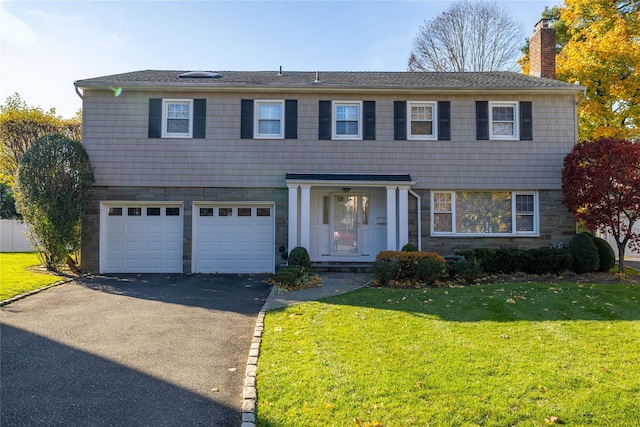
[289,246,311,270]
[456,247,574,275]
[591,235,616,272]
[569,232,600,273]
[373,250,447,285]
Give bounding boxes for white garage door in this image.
[101,204,183,273]
[193,204,275,274]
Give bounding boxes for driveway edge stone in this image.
[241,308,265,427]
[0,276,81,307]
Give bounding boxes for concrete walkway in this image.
[262,272,372,311]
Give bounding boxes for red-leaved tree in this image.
[562,137,640,272]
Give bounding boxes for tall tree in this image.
[408,1,523,72]
[561,138,640,273]
[15,134,94,270]
[520,0,640,140]
[0,93,82,186]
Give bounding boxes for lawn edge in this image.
[0,275,85,307]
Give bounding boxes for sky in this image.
[1,0,559,118]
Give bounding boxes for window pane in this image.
[411,121,433,136]
[492,106,514,121]
[200,208,213,216]
[516,214,534,232]
[238,208,251,216]
[492,122,514,136]
[455,192,512,234]
[108,207,123,216]
[128,207,142,216]
[257,208,271,217]
[434,213,452,232]
[411,106,432,121]
[336,105,358,120]
[166,207,180,216]
[258,120,281,135]
[336,121,359,135]
[258,104,281,120]
[167,119,189,134]
[146,207,161,216]
[516,194,534,212]
[433,193,452,212]
[492,105,515,136]
[219,208,233,217]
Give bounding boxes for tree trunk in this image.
[617,242,626,273]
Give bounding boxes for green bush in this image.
[524,248,573,274]
[288,246,311,270]
[371,259,401,286]
[451,257,483,283]
[374,250,446,285]
[270,265,312,291]
[590,236,616,272]
[414,257,447,284]
[456,248,497,273]
[495,248,531,274]
[401,243,418,252]
[569,232,600,273]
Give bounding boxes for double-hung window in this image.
[333,101,362,139]
[255,100,285,138]
[431,191,538,236]
[408,101,437,139]
[163,99,193,138]
[490,101,518,140]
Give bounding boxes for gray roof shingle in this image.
[74,70,585,92]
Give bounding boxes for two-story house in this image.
[75,20,585,274]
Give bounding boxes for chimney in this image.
[529,18,556,79]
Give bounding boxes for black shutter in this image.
[363,101,376,140]
[520,101,533,140]
[240,99,254,139]
[319,100,332,140]
[148,98,162,138]
[285,100,298,139]
[438,101,451,141]
[476,101,489,140]
[193,99,206,138]
[394,101,407,140]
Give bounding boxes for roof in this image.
[74,70,585,94]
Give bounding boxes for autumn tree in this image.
[520,0,640,140]
[15,134,94,270]
[0,93,82,186]
[561,138,640,272]
[408,0,523,72]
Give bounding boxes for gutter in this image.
[75,85,83,100]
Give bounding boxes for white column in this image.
[398,187,409,249]
[386,186,397,250]
[288,185,298,253]
[300,185,311,251]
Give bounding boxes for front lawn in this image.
[0,253,64,300]
[257,282,640,426]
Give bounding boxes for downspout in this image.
[75,85,83,100]
[408,189,422,251]
[574,86,587,142]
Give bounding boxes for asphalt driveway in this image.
[1,273,271,427]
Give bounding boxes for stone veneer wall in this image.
[80,186,289,273]
[408,189,576,255]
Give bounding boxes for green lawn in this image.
[0,252,63,300]
[257,282,640,427]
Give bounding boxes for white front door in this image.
[331,193,370,257]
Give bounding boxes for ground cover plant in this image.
[257,281,640,426]
[0,252,63,300]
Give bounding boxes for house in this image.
[74,20,585,274]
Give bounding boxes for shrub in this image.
[524,248,573,274]
[374,250,446,285]
[590,236,615,272]
[456,248,497,273]
[414,257,447,284]
[371,259,401,286]
[401,243,418,252]
[269,265,312,291]
[569,232,600,273]
[288,246,311,270]
[494,248,531,274]
[453,257,483,283]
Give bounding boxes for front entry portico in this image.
[286,173,415,262]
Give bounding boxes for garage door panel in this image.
[102,204,183,273]
[194,204,274,274]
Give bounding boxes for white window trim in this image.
[431,191,539,236]
[489,101,519,140]
[254,100,285,139]
[407,101,437,140]
[332,101,362,140]
[162,99,193,138]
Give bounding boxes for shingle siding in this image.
[81,90,577,191]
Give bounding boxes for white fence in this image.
[0,219,36,252]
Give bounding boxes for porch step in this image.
[311,262,373,273]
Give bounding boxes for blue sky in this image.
[1,0,557,118]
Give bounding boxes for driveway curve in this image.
[1,273,271,427]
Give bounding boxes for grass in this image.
[0,252,64,300]
[257,282,640,427]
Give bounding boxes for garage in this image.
[192,203,275,274]
[100,203,183,273]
